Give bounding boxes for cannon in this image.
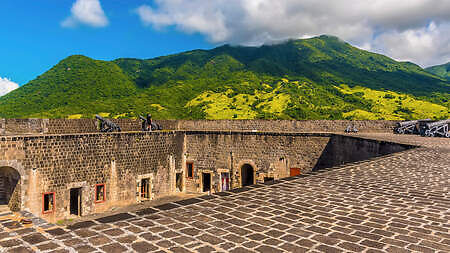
[95,115,121,133]
[394,119,432,134]
[344,124,358,133]
[421,119,450,138]
[139,115,147,131]
[139,115,162,131]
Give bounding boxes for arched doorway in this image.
[241,164,254,187]
[0,167,20,208]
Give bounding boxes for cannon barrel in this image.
[95,115,105,121]
[425,119,450,129]
[95,115,121,132]
[397,120,419,127]
[96,115,116,124]
[397,119,431,127]
[139,115,146,121]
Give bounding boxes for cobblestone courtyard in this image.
[1,134,449,253]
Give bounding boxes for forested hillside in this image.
[0,35,449,120]
[426,62,450,81]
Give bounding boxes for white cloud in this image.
[62,0,108,28]
[0,77,19,97]
[373,22,450,66]
[135,0,450,66]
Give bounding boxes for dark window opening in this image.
[95,184,105,203]
[141,178,150,200]
[186,162,194,178]
[43,192,54,214]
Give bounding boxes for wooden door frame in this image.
[218,169,230,192]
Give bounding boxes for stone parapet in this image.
[176,120,397,133]
[0,119,398,135]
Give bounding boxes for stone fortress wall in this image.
[174,120,397,133]
[0,118,397,135]
[0,119,411,222]
[0,132,184,222]
[183,133,330,193]
[183,132,412,194]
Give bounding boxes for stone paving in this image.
[0,134,449,253]
[349,133,450,150]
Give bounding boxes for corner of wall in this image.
[0,118,5,135]
[42,119,49,134]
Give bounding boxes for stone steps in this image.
[0,175,6,201]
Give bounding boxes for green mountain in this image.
[1,35,449,120]
[425,62,450,81]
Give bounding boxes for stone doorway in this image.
[202,173,211,192]
[0,167,20,207]
[241,164,254,187]
[70,188,82,216]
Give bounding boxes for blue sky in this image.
[0,0,212,86]
[1,0,449,95]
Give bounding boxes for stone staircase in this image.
[0,176,11,215]
[0,175,5,203]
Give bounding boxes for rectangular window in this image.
[186,162,194,178]
[42,192,55,214]
[95,184,106,203]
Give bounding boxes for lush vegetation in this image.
[426,62,450,81]
[0,35,449,120]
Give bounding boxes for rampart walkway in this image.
[0,133,449,252]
